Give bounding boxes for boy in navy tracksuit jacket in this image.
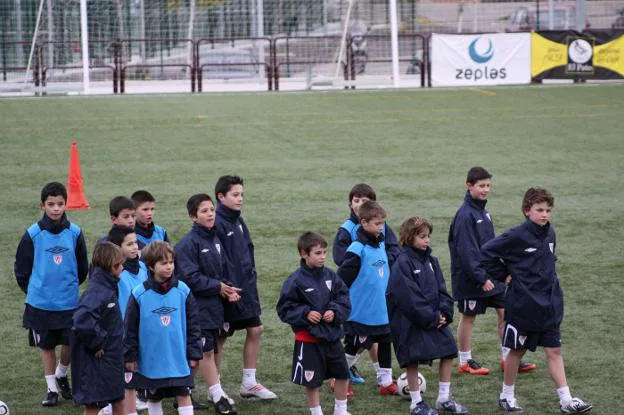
[214,175,276,399]
[448,167,535,375]
[478,188,592,414]
[337,200,397,397]
[14,182,89,407]
[124,241,202,415]
[277,232,351,415]
[175,193,241,414]
[131,190,169,247]
[71,242,126,415]
[387,217,468,415]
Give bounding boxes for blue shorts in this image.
[457,293,505,316]
[291,340,349,388]
[502,322,561,352]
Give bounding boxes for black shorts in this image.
[124,371,141,390]
[201,330,219,354]
[84,396,124,409]
[219,316,262,337]
[502,322,561,352]
[291,340,349,388]
[343,333,392,350]
[145,386,191,401]
[28,328,70,349]
[457,293,505,316]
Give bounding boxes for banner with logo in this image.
[532,31,624,80]
[430,33,531,87]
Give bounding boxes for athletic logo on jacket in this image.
[152,306,177,327]
[325,280,332,290]
[215,243,221,254]
[549,243,554,253]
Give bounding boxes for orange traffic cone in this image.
[66,140,90,210]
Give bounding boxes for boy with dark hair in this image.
[71,242,126,415]
[109,196,137,229]
[337,200,398,397]
[131,190,169,247]
[277,232,352,415]
[175,193,241,414]
[214,175,277,400]
[14,181,89,407]
[478,188,592,413]
[448,167,535,375]
[332,183,400,385]
[124,241,202,415]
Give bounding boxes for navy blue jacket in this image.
[276,260,351,343]
[448,192,505,300]
[15,213,89,330]
[386,246,457,366]
[332,210,400,267]
[478,220,563,331]
[71,267,124,405]
[175,223,229,330]
[215,203,261,321]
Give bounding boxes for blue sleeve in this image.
[276,275,312,327]
[384,225,400,267]
[452,213,486,284]
[185,292,203,361]
[433,257,454,324]
[76,231,89,285]
[337,252,361,288]
[14,231,34,294]
[478,231,514,282]
[124,294,140,362]
[332,228,352,266]
[175,241,222,297]
[388,259,438,329]
[72,290,108,351]
[326,274,351,325]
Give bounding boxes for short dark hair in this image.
[522,187,554,216]
[215,175,244,200]
[109,196,135,217]
[108,225,135,247]
[142,240,175,270]
[92,242,124,273]
[466,167,492,185]
[297,231,328,254]
[399,216,433,246]
[131,190,155,207]
[186,193,213,217]
[358,200,386,222]
[41,182,67,203]
[349,183,376,202]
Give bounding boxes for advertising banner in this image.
[431,33,531,87]
[532,31,624,80]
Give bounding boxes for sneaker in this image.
[435,397,469,414]
[135,396,148,411]
[411,400,439,415]
[56,376,72,400]
[560,397,592,413]
[42,390,59,406]
[458,359,489,375]
[379,381,399,396]
[208,393,236,405]
[329,378,355,398]
[239,384,277,400]
[500,359,537,373]
[498,398,523,412]
[214,396,238,414]
[349,365,365,384]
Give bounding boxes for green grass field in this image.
[0,85,623,414]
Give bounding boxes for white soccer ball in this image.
[397,371,427,400]
[0,400,9,415]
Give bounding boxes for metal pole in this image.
[575,0,586,31]
[140,0,146,59]
[548,0,554,30]
[80,0,90,94]
[257,0,266,79]
[46,0,53,69]
[15,0,24,67]
[389,0,400,87]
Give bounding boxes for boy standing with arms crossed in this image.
[214,175,277,400]
[14,182,89,406]
[479,188,592,413]
[277,232,352,415]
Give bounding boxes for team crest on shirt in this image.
[378,268,385,278]
[468,300,477,311]
[549,243,554,253]
[304,370,315,382]
[125,372,133,383]
[53,255,63,265]
[325,280,332,290]
[518,335,527,346]
[152,306,177,327]
[160,315,171,327]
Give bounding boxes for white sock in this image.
[54,363,69,378]
[500,383,515,401]
[334,398,348,415]
[209,383,226,402]
[379,368,393,387]
[501,345,511,361]
[459,351,472,364]
[147,400,163,415]
[178,405,194,415]
[557,386,572,406]
[309,406,323,415]
[410,390,422,409]
[45,375,58,392]
[345,353,358,368]
[242,368,257,388]
[438,381,451,403]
